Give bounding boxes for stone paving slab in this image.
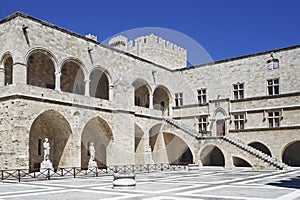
[0,168,300,200]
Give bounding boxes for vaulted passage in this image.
[90,69,109,99]
[200,145,225,166]
[249,142,272,156]
[29,110,72,171]
[61,61,85,95]
[133,80,150,107]
[81,117,113,169]
[27,51,55,89]
[282,141,300,166]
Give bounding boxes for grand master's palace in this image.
[0,12,299,171]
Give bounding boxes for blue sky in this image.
[0,0,299,63]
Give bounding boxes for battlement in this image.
[109,34,187,69]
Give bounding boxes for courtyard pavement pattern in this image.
[0,168,300,200]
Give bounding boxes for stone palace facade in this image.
[0,12,299,170]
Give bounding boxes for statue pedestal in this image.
[40,160,54,170]
[88,160,98,168]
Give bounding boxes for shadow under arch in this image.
[29,109,72,171]
[282,140,300,167]
[132,79,152,108]
[233,156,252,167]
[89,66,110,99]
[26,48,57,89]
[248,141,272,156]
[81,116,114,169]
[200,145,225,166]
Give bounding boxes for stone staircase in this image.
[163,117,290,170]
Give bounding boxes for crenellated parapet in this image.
[109,34,187,69]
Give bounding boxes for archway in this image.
[27,50,55,89]
[153,86,171,115]
[89,68,109,99]
[233,156,252,167]
[2,54,13,85]
[282,141,300,166]
[81,117,113,169]
[29,110,72,171]
[163,132,193,165]
[248,142,272,156]
[61,60,85,95]
[200,145,225,166]
[132,79,150,107]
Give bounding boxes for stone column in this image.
[0,65,5,86]
[149,94,153,109]
[84,79,90,96]
[55,72,61,92]
[12,62,27,85]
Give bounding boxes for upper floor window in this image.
[268,111,280,128]
[234,114,245,130]
[267,78,279,95]
[233,83,244,100]
[197,89,207,104]
[175,92,183,107]
[267,52,279,70]
[198,117,207,132]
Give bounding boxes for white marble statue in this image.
[89,142,95,161]
[43,138,50,161]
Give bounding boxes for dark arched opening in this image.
[61,61,85,95]
[233,156,252,167]
[81,117,113,169]
[249,142,272,156]
[133,80,150,107]
[27,51,55,89]
[3,55,13,85]
[282,141,300,167]
[200,145,225,166]
[153,86,170,116]
[29,110,72,171]
[90,69,109,99]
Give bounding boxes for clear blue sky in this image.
[1,0,299,63]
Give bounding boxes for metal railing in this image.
[0,163,185,182]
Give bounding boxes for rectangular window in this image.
[233,83,244,100]
[268,111,280,128]
[233,114,245,130]
[175,93,183,107]
[198,117,207,132]
[197,89,207,104]
[267,79,279,95]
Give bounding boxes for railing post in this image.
[61,168,64,176]
[161,163,163,171]
[96,167,98,177]
[147,164,150,173]
[47,169,50,180]
[132,165,135,174]
[18,170,21,182]
[1,170,3,180]
[73,167,76,178]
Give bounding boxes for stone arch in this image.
[153,85,171,116]
[233,156,252,167]
[248,141,272,156]
[81,116,114,169]
[132,79,151,107]
[1,52,13,85]
[200,145,225,166]
[282,140,300,167]
[29,109,72,171]
[26,48,57,89]
[60,58,86,95]
[89,67,110,99]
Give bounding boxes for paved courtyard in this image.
[0,168,300,200]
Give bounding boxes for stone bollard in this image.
[188,164,200,171]
[112,172,136,189]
